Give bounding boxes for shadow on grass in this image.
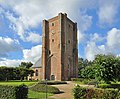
[55,91,64,94]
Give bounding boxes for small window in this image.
[73,25,75,31]
[52,23,55,26]
[49,50,51,55]
[69,24,71,28]
[68,40,70,44]
[58,44,60,48]
[35,70,38,76]
[52,39,54,42]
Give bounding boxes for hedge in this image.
[73,85,120,99]
[0,84,28,99]
[39,81,67,85]
[71,78,98,85]
[97,84,120,90]
[29,83,60,94]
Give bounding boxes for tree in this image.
[0,66,15,81]
[19,62,33,69]
[81,66,95,79]
[28,69,35,80]
[78,58,93,78]
[93,54,120,83]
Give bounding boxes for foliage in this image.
[0,66,34,81]
[29,83,60,94]
[78,54,120,83]
[81,66,95,79]
[93,54,120,83]
[73,78,98,85]
[0,66,15,81]
[97,83,120,90]
[73,85,120,99]
[19,62,33,69]
[0,81,37,86]
[0,84,28,99]
[78,58,93,78]
[39,81,67,85]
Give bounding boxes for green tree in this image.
[93,54,120,83]
[81,66,95,79]
[19,62,33,69]
[78,58,93,78]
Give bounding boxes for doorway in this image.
[51,75,55,80]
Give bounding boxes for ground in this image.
[49,81,75,99]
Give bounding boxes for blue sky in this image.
[0,0,120,66]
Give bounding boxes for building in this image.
[31,13,78,81]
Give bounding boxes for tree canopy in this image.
[78,54,120,83]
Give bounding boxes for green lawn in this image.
[28,90,53,99]
[0,80,37,86]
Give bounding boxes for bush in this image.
[97,84,120,90]
[39,81,67,85]
[71,78,84,81]
[29,83,60,94]
[0,84,28,99]
[73,78,98,85]
[73,85,120,99]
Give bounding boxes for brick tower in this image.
[42,13,78,81]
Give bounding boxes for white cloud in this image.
[23,45,42,63]
[85,41,106,61]
[107,28,120,51]
[90,33,105,42]
[77,30,85,44]
[98,0,120,25]
[0,58,21,67]
[0,0,94,42]
[85,33,107,61]
[85,28,120,61]
[0,45,42,66]
[0,36,21,57]
[26,32,41,43]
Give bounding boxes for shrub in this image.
[73,78,98,85]
[0,84,28,99]
[73,85,120,99]
[97,84,120,90]
[29,83,60,94]
[71,78,84,81]
[39,81,67,85]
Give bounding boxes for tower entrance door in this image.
[51,75,55,80]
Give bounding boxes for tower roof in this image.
[32,57,42,68]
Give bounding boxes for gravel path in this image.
[49,81,75,99]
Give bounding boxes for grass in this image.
[29,83,60,94]
[28,90,53,99]
[0,80,38,86]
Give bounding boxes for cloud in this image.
[85,28,120,61]
[85,41,106,61]
[26,32,42,43]
[107,28,120,52]
[23,45,42,63]
[98,0,120,25]
[0,0,94,42]
[0,36,21,57]
[0,58,21,67]
[85,33,107,61]
[77,30,85,44]
[0,45,42,66]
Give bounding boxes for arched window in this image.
[35,70,38,76]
